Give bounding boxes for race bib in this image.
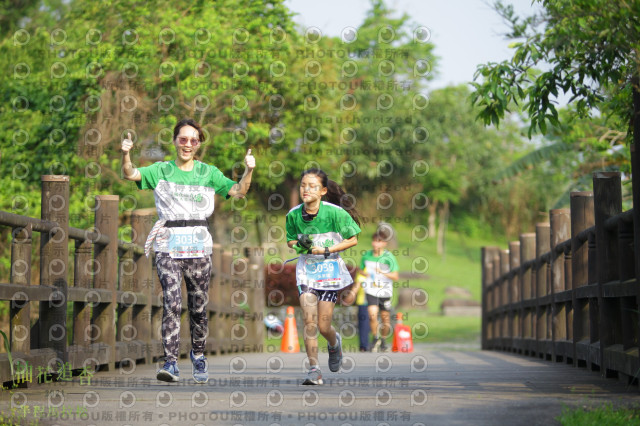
[168,228,205,258]
[304,258,341,285]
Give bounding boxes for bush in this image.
[264,263,357,307]
[265,264,299,307]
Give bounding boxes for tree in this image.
[493,110,631,209]
[0,0,337,220]
[418,86,535,246]
[471,0,640,138]
[470,0,640,305]
[336,0,436,220]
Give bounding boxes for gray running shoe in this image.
[156,361,179,382]
[302,367,324,385]
[380,338,389,352]
[328,332,343,372]
[371,337,382,353]
[190,350,209,383]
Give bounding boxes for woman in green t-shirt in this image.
[120,118,255,384]
[286,168,361,385]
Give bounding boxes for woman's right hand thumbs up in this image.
[121,132,134,153]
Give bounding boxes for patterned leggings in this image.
[155,253,212,363]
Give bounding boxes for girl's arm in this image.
[377,269,399,281]
[310,235,357,255]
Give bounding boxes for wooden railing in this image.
[482,172,639,384]
[0,175,265,384]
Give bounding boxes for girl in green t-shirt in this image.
[360,228,399,352]
[286,168,361,385]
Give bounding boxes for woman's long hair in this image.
[301,168,361,226]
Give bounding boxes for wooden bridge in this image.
[0,174,638,425]
[482,171,640,385]
[0,175,264,385]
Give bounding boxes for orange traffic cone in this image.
[281,306,300,353]
[392,313,413,353]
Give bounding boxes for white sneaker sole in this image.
[302,378,324,385]
[192,373,208,383]
[156,370,179,382]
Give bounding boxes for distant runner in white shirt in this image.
[360,227,399,352]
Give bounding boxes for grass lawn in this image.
[558,403,640,426]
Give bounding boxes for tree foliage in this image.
[0,0,573,260]
[471,0,640,138]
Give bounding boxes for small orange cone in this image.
[281,306,300,353]
[392,313,413,353]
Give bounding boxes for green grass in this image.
[403,310,480,343]
[558,403,640,426]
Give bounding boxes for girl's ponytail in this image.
[301,168,362,226]
[326,179,361,226]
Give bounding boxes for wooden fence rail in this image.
[482,171,640,384]
[0,175,265,385]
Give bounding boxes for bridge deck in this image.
[1,347,637,425]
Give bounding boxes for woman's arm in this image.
[121,132,141,182]
[228,149,255,198]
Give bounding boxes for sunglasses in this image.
[177,136,201,146]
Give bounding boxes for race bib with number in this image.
[304,258,341,285]
[168,228,205,258]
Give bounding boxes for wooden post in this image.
[563,244,572,360]
[535,224,550,298]
[593,172,621,377]
[11,226,32,355]
[508,241,520,348]
[618,219,635,282]
[247,247,265,351]
[481,247,492,350]
[221,250,232,352]
[571,192,594,290]
[520,234,536,350]
[150,255,163,361]
[73,240,93,347]
[499,250,509,307]
[631,76,640,377]
[617,213,636,356]
[92,195,119,371]
[118,246,134,359]
[549,208,570,362]
[570,191,594,367]
[549,209,570,293]
[131,211,154,363]
[39,175,69,362]
[209,244,222,354]
[535,223,550,356]
[499,249,509,347]
[520,234,536,301]
[231,254,249,351]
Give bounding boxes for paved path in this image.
[1,348,637,425]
